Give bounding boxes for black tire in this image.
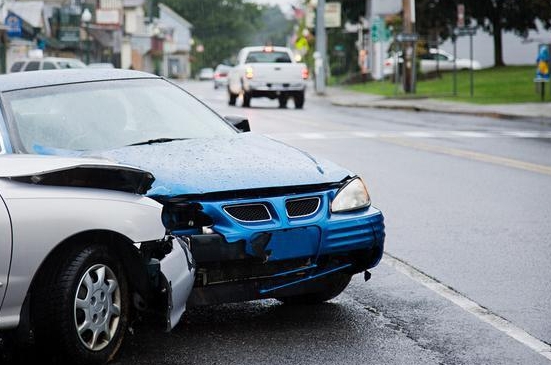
[228,89,237,106]
[294,91,305,109]
[33,243,129,365]
[243,91,251,107]
[278,95,288,108]
[277,273,351,305]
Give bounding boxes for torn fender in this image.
[0,155,154,194]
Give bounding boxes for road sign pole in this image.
[402,0,413,93]
[453,36,457,96]
[315,0,326,95]
[470,32,474,97]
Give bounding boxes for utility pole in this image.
[402,0,415,93]
[365,0,371,78]
[315,0,326,94]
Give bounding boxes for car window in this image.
[56,60,86,69]
[3,78,236,153]
[245,51,291,63]
[42,62,56,70]
[24,61,40,71]
[10,61,24,72]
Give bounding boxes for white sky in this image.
[249,0,299,14]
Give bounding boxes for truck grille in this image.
[285,197,321,218]
[224,203,271,222]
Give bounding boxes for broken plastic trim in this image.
[259,263,352,294]
[7,165,154,194]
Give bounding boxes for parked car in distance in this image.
[87,62,116,69]
[0,69,385,313]
[0,155,195,364]
[383,48,482,76]
[213,64,232,89]
[228,46,309,108]
[198,67,214,80]
[9,57,86,73]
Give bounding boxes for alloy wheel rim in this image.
[74,264,121,351]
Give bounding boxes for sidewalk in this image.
[323,86,551,122]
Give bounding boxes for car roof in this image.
[0,68,160,92]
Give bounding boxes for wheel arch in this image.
[20,230,151,336]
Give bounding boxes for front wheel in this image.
[278,95,288,108]
[228,88,238,106]
[242,91,252,108]
[294,91,305,109]
[276,272,351,305]
[33,243,129,365]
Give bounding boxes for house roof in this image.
[5,1,44,28]
[158,3,192,29]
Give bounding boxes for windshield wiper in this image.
[127,138,188,146]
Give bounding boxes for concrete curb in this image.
[325,87,551,124]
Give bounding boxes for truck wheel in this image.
[294,91,305,109]
[278,95,288,108]
[228,89,237,106]
[243,92,251,108]
[276,273,351,305]
[33,243,129,365]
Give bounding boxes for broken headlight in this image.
[331,177,371,213]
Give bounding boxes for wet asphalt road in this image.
[5,80,551,364]
[110,79,549,365]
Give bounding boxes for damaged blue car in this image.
[0,69,385,307]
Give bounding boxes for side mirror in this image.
[224,115,250,132]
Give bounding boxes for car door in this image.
[0,193,12,309]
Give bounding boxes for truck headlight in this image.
[331,177,371,213]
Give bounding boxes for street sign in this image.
[5,13,22,38]
[371,16,386,43]
[324,2,341,28]
[454,27,476,36]
[396,33,419,42]
[457,4,465,28]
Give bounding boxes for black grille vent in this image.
[286,197,320,218]
[224,204,271,222]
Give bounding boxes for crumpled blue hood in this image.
[82,133,351,197]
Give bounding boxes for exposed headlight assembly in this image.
[331,177,371,213]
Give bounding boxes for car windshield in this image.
[4,78,236,153]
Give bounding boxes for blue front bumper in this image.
[195,190,384,264]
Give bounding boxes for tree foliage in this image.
[162,0,262,72]
[251,5,293,47]
[415,0,551,66]
[464,0,551,66]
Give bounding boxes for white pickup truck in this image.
[227,46,308,109]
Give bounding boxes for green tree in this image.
[162,0,262,73]
[464,0,551,66]
[252,5,293,46]
[415,0,551,67]
[415,0,456,44]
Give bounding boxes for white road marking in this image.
[383,253,551,362]
[401,131,439,138]
[299,133,328,139]
[266,130,551,140]
[450,131,490,138]
[353,131,378,138]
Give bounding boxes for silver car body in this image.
[0,155,194,331]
